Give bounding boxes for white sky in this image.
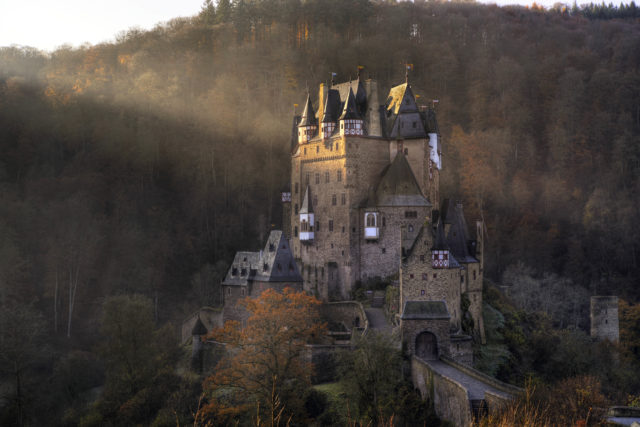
[0,0,622,52]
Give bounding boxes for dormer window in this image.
[232,267,238,276]
[241,268,247,276]
[269,243,275,252]
[263,263,268,271]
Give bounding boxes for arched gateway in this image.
[415,331,438,360]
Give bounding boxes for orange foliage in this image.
[201,288,326,425]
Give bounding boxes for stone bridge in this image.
[411,355,522,426]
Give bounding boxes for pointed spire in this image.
[322,91,336,123]
[298,94,317,127]
[300,186,313,214]
[339,88,361,120]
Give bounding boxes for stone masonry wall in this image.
[411,356,472,427]
[402,317,451,358]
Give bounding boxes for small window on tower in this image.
[232,268,238,276]
[422,273,427,280]
[336,143,340,150]
[315,173,320,184]
[337,170,342,181]
[341,193,346,205]
[241,288,245,296]
[305,173,310,185]
[329,220,334,232]
[294,204,298,214]
[295,183,299,194]
[316,146,319,153]
[332,194,337,205]
[241,268,247,276]
[263,263,268,271]
[382,248,386,254]
[227,287,231,295]
[325,171,330,183]
[342,226,345,233]
[269,243,275,251]
[408,225,414,232]
[294,226,298,237]
[473,270,477,280]
[421,290,425,295]
[410,274,414,279]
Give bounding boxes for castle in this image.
[213,73,485,365]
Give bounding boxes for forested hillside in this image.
[1,0,640,424]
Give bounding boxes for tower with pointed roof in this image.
[287,73,484,344]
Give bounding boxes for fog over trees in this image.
[1,0,640,424]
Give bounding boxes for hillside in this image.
[1,0,640,424]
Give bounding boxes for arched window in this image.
[366,213,376,227]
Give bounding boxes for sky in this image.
[0,0,620,52]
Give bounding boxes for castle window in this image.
[301,220,308,231]
[473,270,477,280]
[341,123,343,130]
[313,195,318,206]
[433,273,437,279]
[294,204,298,214]
[408,225,414,232]
[382,248,386,254]
[461,275,464,283]
[243,257,247,262]
[316,221,320,231]
[332,194,337,205]
[383,217,386,226]
[305,173,310,185]
[241,268,247,276]
[295,182,299,194]
[241,288,245,296]
[304,148,307,155]
[405,211,417,218]
[422,273,427,280]
[352,227,356,233]
[410,274,414,278]
[329,220,334,232]
[404,148,409,155]
[263,263,268,271]
[294,226,298,237]
[366,214,376,227]
[325,171,330,183]
[342,226,345,233]
[316,146,319,153]
[341,193,346,205]
[269,243,275,252]
[232,267,238,276]
[315,173,320,184]
[420,255,425,261]
[336,143,340,151]
[321,267,324,278]
[228,287,231,295]
[421,290,425,295]
[342,250,344,256]
[337,170,342,182]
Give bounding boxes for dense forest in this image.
[1,0,640,425]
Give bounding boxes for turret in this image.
[339,88,363,136]
[299,186,314,242]
[298,94,318,144]
[191,316,208,372]
[432,221,450,269]
[321,89,340,139]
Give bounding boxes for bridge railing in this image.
[440,355,524,397]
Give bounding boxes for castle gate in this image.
[416,331,438,360]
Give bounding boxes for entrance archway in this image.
[415,331,438,360]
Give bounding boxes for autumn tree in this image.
[201,288,326,426]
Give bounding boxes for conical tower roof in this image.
[191,316,208,336]
[339,88,361,120]
[298,94,318,127]
[300,186,314,214]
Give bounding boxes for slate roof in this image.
[365,152,431,207]
[331,78,367,116]
[339,88,362,120]
[384,83,427,139]
[300,186,313,214]
[401,300,451,320]
[298,94,318,127]
[222,230,303,286]
[191,317,208,336]
[440,199,478,264]
[322,89,341,123]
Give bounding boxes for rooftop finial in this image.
[357,65,364,79]
[330,72,336,86]
[405,63,413,84]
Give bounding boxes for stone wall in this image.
[181,307,223,343]
[319,301,368,332]
[401,317,451,358]
[590,296,619,343]
[449,335,473,366]
[411,356,472,427]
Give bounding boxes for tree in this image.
[0,303,46,426]
[201,288,325,425]
[337,332,404,424]
[97,294,179,424]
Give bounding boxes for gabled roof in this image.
[253,230,302,282]
[332,78,366,112]
[300,186,313,214]
[368,152,431,207]
[384,83,427,139]
[298,94,318,127]
[401,300,450,320]
[322,89,341,123]
[222,231,302,286]
[339,88,362,120]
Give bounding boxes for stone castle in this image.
[216,73,485,356]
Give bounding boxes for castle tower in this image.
[590,296,619,343]
[299,186,315,242]
[298,94,317,144]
